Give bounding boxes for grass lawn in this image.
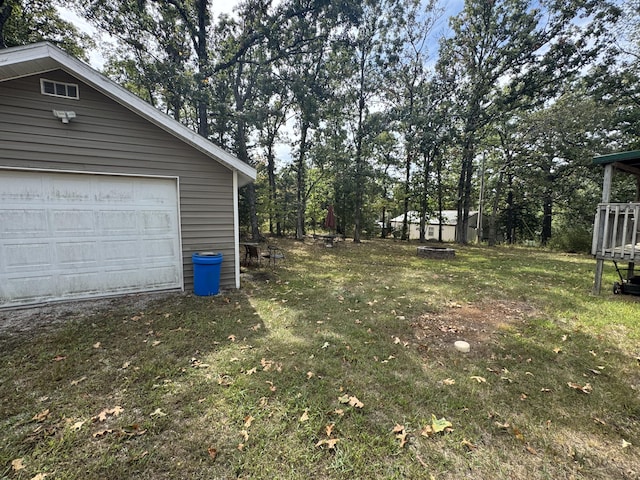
[1,239,639,479]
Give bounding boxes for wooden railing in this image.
[592,203,640,260]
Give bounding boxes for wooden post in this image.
[594,164,614,294]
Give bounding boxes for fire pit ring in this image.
[417,246,456,259]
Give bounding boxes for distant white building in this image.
[388,210,479,242]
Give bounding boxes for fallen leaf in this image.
[122,424,147,437]
[150,408,167,417]
[11,458,24,471]
[266,381,276,392]
[420,425,433,436]
[325,423,335,437]
[31,474,48,480]
[338,394,350,404]
[70,376,87,386]
[53,355,67,362]
[461,438,477,450]
[622,439,632,448]
[526,444,537,455]
[322,342,330,349]
[431,414,453,433]
[208,447,218,460]
[299,410,309,423]
[333,409,345,416]
[568,382,592,394]
[244,415,254,428]
[228,334,236,342]
[240,430,249,442]
[92,428,114,438]
[520,393,528,401]
[348,396,364,409]
[122,361,131,369]
[93,342,101,349]
[307,371,314,379]
[246,367,257,375]
[151,340,161,347]
[553,347,562,354]
[470,376,487,383]
[495,421,510,429]
[513,427,525,442]
[32,409,50,422]
[396,431,409,448]
[93,406,124,422]
[71,420,86,431]
[316,438,339,449]
[443,378,456,385]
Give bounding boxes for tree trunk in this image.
[541,184,553,245]
[195,0,209,138]
[296,120,310,240]
[456,137,474,244]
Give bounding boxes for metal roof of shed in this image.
[593,150,640,177]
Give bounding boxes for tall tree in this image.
[0,0,92,56]
[438,0,621,243]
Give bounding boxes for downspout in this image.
[233,170,240,289]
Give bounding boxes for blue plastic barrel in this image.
[192,252,223,296]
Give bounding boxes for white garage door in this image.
[0,169,183,307]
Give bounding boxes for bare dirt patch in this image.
[0,292,180,338]
[411,300,539,356]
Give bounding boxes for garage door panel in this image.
[51,210,96,235]
[102,239,140,262]
[99,210,139,234]
[57,242,97,267]
[1,210,48,236]
[0,171,183,307]
[4,242,52,270]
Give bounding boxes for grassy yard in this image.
[1,239,639,479]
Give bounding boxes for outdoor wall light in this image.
[52,109,76,124]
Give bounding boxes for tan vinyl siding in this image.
[0,70,237,290]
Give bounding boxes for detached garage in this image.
[0,43,256,308]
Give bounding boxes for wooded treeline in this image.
[2,0,639,249]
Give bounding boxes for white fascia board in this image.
[0,43,256,187]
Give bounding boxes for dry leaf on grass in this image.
[244,415,254,427]
[325,423,335,437]
[32,409,50,422]
[568,382,592,394]
[53,355,67,362]
[70,376,87,386]
[316,438,339,449]
[70,420,86,431]
[150,408,167,417]
[93,406,124,422]
[461,439,477,450]
[392,424,409,448]
[338,394,364,408]
[442,378,456,385]
[31,474,48,480]
[92,428,114,438]
[299,410,309,423]
[470,376,487,383]
[208,447,218,460]
[11,458,25,471]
